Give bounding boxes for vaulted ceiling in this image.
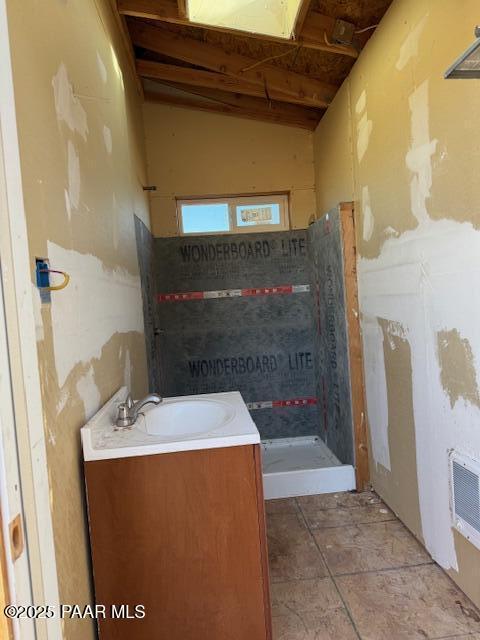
[117,0,393,129]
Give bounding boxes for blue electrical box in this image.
[36,258,51,303]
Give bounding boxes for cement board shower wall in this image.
[309,209,354,465]
[153,230,319,440]
[135,216,162,393]
[137,226,356,447]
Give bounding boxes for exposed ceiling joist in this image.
[293,0,313,38]
[176,0,187,19]
[144,83,321,129]
[119,0,178,21]
[118,0,358,58]
[129,21,337,109]
[137,58,323,107]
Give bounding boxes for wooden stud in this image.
[144,84,321,130]
[339,202,370,491]
[130,21,336,108]
[118,0,358,58]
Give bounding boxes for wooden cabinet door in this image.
[85,444,271,640]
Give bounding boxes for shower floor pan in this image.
[261,436,355,499]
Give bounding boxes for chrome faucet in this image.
[115,393,162,429]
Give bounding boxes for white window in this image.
[177,194,290,236]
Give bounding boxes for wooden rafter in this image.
[176,0,187,19]
[137,58,318,106]
[293,0,312,39]
[118,0,358,58]
[129,21,337,109]
[144,82,321,130]
[119,0,178,21]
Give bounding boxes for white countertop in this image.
[81,387,260,462]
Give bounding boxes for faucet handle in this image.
[116,403,133,430]
[125,393,134,409]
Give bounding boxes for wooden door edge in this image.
[253,445,273,640]
[339,202,370,491]
[0,504,13,639]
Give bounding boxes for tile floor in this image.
[266,491,480,640]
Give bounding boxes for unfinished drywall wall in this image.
[314,0,480,608]
[143,102,316,237]
[6,0,149,637]
[313,81,355,217]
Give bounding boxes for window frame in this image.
[176,193,290,236]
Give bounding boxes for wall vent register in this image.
[450,450,480,551]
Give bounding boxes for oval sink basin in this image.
[137,398,235,438]
[81,390,259,460]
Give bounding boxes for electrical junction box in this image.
[332,19,356,45]
[35,257,51,304]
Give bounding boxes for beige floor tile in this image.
[272,579,357,640]
[302,503,395,530]
[267,513,328,582]
[272,608,358,640]
[271,577,343,617]
[297,491,381,512]
[313,520,431,575]
[266,498,299,515]
[336,564,480,639]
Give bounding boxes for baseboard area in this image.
[261,436,356,499]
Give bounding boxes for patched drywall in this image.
[361,186,374,242]
[47,241,144,387]
[142,103,316,237]
[406,80,438,227]
[313,0,480,608]
[395,14,429,71]
[375,318,423,539]
[7,0,150,638]
[52,62,89,140]
[362,316,389,471]
[355,90,373,164]
[437,329,480,410]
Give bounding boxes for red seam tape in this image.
[157,284,309,302]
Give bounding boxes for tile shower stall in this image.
[135,207,357,497]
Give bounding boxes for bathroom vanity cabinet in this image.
[84,443,272,640]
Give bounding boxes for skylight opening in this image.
[186,0,303,39]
